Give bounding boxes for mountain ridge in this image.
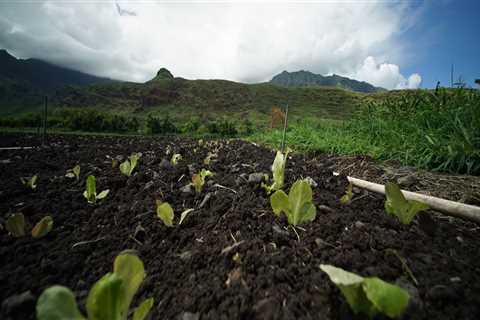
[0,49,115,91]
[270,70,385,93]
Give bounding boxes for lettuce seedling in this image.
[156,200,174,227]
[203,152,217,165]
[340,182,353,204]
[83,175,109,204]
[32,216,53,238]
[270,179,316,226]
[385,182,429,224]
[20,175,37,190]
[262,150,288,194]
[120,153,141,177]
[320,264,409,319]
[191,169,214,194]
[66,165,81,181]
[171,153,182,165]
[36,251,154,320]
[5,213,25,237]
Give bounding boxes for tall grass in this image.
[251,88,480,174]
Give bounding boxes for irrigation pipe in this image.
[333,172,480,224]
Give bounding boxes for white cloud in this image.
[0,0,422,89]
[353,56,422,90]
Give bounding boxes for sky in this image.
[0,0,478,89]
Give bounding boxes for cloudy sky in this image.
[0,0,478,89]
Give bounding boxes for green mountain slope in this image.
[0,49,115,91]
[270,70,385,93]
[49,72,365,122]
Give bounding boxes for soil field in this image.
[0,133,479,320]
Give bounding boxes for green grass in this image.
[250,88,480,175]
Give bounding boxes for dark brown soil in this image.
[0,133,479,320]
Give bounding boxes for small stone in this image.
[248,172,266,184]
[134,225,146,242]
[159,158,173,170]
[181,184,193,194]
[395,278,423,315]
[272,224,289,237]
[1,291,35,315]
[317,205,334,213]
[179,251,192,261]
[427,284,458,301]
[456,236,463,243]
[143,180,155,191]
[450,277,461,282]
[179,312,200,320]
[304,176,318,187]
[397,175,417,187]
[253,298,280,320]
[354,221,366,229]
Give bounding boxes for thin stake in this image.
[42,96,48,146]
[280,103,289,153]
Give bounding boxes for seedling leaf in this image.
[66,165,81,180]
[191,169,214,194]
[171,153,182,165]
[340,182,353,204]
[133,298,154,320]
[119,161,132,177]
[363,277,410,319]
[20,175,37,190]
[36,286,85,320]
[32,216,53,238]
[270,180,316,226]
[36,252,152,320]
[320,264,409,319]
[84,175,109,204]
[86,273,124,320]
[114,252,146,318]
[385,182,429,224]
[270,190,289,216]
[5,212,25,237]
[120,153,141,177]
[97,189,110,200]
[156,201,174,227]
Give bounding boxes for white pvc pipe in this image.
[333,172,480,224]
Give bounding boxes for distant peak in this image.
[154,68,173,80]
[0,49,16,61]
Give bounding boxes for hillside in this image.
[270,70,385,93]
[49,72,365,122]
[0,49,115,91]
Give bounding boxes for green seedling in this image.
[340,182,353,204]
[83,175,109,204]
[36,251,154,320]
[171,153,182,165]
[270,179,316,226]
[5,213,25,237]
[66,165,81,181]
[32,216,53,238]
[262,150,288,194]
[320,264,409,319]
[385,182,429,224]
[120,153,141,177]
[203,152,216,165]
[191,169,214,194]
[20,175,38,190]
[156,200,174,227]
